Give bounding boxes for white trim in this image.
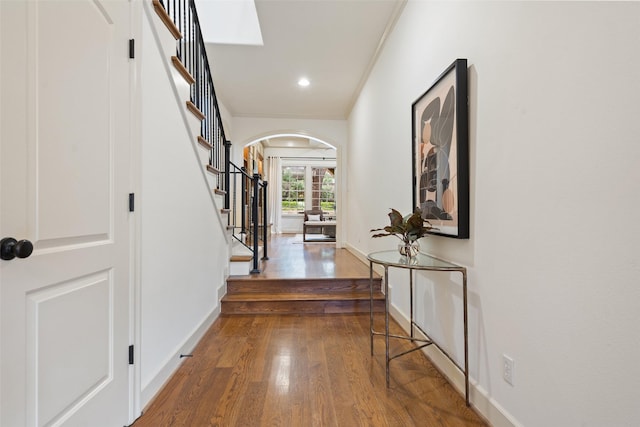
[388,304,522,427]
[345,243,385,277]
[347,242,520,427]
[141,306,221,409]
[129,0,143,421]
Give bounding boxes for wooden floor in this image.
[242,233,372,280]
[222,234,384,315]
[133,235,486,426]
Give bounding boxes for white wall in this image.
[138,8,228,407]
[347,2,640,426]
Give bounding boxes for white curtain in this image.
[267,156,282,234]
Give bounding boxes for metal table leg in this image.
[385,265,390,387]
[410,267,414,339]
[463,269,469,406]
[369,261,374,356]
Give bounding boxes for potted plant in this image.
[370,208,434,258]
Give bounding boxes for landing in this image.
[240,233,374,280]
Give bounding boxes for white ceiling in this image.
[202,0,406,120]
[261,135,327,149]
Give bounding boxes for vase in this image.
[398,241,420,259]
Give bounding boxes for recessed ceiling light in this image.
[298,78,310,87]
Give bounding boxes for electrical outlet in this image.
[503,354,514,386]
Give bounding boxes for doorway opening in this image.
[241,134,338,244]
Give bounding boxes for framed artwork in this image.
[412,58,469,238]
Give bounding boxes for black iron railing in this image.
[227,162,268,273]
[159,0,226,192]
[157,0,269,273]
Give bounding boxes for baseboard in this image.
[344,243,385,277]
[141,305,221,409]
[388,304,521,427]
[217,281,227,302]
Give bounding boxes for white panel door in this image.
[0,1,132,426]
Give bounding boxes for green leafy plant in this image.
[370,208,434,243]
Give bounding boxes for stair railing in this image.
[157,0,269,273]
[227,162,269,273]
[158,0,226,192]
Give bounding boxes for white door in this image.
[1,1,132,426]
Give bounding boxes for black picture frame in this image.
[412,58,469,239]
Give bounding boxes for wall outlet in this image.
[503,354,514,386]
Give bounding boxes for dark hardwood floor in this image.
[133,234,487,426]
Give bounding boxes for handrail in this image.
[157,0,268,273]
[159,0,227,193]
[227,161,268,272]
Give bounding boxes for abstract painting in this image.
[412,59,469,238]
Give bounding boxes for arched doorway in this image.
[239,133,341,246]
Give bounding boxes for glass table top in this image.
[367,250,465,270]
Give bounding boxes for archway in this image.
[237,132,342,247]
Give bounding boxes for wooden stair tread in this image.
[197,136,213,150]
[222,275,386,314]
[226,276,380,284]
[206,165,221,175]
[222,291,384,302]
[230,255,253,262]
[152,0,182,40]
[186,101,205,121]
[171,56,195,85]
[226,277,381,294]
[221,299,385,315]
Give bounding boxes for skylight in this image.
[195,0,263,46]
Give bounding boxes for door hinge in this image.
[129,193,135,212]
[129,39,135,59]
[129,345,134,365]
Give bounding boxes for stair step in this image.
[197,136,213,150]
[227,277,381,294]
[221,296,385,315]
[186,101,205,121]
[230,254,253,262]
[222,274,384,315]
[171,56,195,84]
[223,291,382,302]
[152,0,181,40]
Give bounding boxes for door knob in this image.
[1,238,34,261]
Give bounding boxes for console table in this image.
[367,250,469,406]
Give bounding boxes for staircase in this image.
[228,239,263,276]
[152,0,270,274]
[221,277,385,315]
[150,0,227,200]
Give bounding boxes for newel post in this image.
[223,140,231,210]
[262,181,269,260]
[250,173,260,274]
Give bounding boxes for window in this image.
[281,166,305,212]
[311,167,335,214]
[281,165,336,215]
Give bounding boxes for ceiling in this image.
[203,0,406,121]
[260,135,327,149]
